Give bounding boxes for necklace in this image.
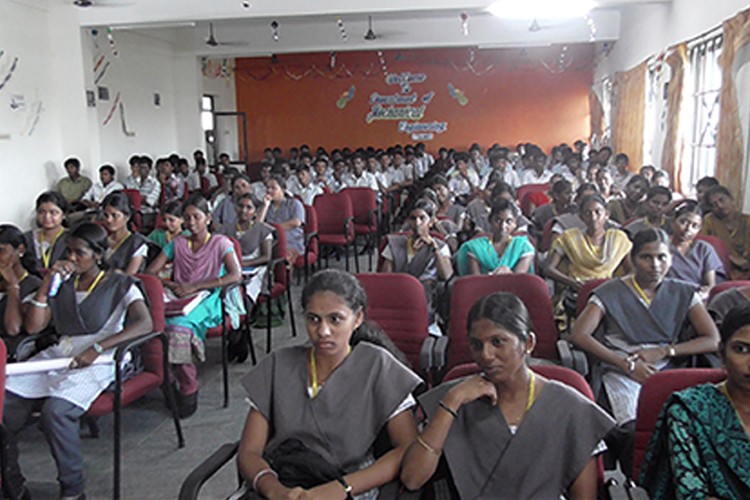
[189,232,211,251]
[74,270,105,299]
[309,346,351,398]
[631,276,654,305]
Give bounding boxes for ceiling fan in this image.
[206,22,248,48]
[73,0,132,7]
[364,16,377,41]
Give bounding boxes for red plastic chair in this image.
[707,279,750,303]
[633,368,726,479]
[438,274,559,376]
[0,339,9,499]
[355,273,435,378]
[345,187,379,272]
[257,224,297,354]
[517,183,550,217]
[86,274,185,499]
[695,235,732,278]
[313,192,359,273]
[121,189,143,232]
[443,362,606,485]
[293,203,320,284]
[540,218,556,253]
[199,176,211,198]
[204,237,255,408]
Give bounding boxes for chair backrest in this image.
[134,274,166,380]
[695,234,732,277]
[226,235,243,270]
[633,368,726,479]
[448,274,559,369]
[200,176,210,197]
[345,187,378,227]
[122,189,143,212]
[540,218,555,253]
[517,183,550,216]
[268,224,289,288]
[707,280,750,304]
[303,203,319,255]
[313,192,354,237]
[355,273,429,373]
[575,278,610,317]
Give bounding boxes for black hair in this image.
[455,152,470,164]
[69,222,110,264]
[139,155,153,168]
[489,198,519,222]
[696,176,720,189]
[491,181,516,200]
[235,192,259,208]
[416,189,440,209]
[411,199,436,219]
[626,174,648,188]
[640,165,656,175]
[551,179,572,195]
[267,174,288,193]
[64,157,81,169]
[646,186,672,201]
[467,292,532,344]
[35,191,70,214]
[430,175,449,189]
[706,185,732,201]
[233,174,252,187]
[183,193,211,216]
[671,199,702,219]
[630,228,670,259]
[99,164,116,177]
[302,269,367,312]
[101,191,133,219]
[719,304,750,350]
[0,224,36,273]
[128,155,141,166]
[614,153,629,163]
[161,199,183,217]
[579,193,608,212]
[575,182,599,199]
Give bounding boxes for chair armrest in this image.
[419,336,435,372]
[178,441,240,500]
[344,216,354,241]
[113,331,162,364]
[14,334,43,361]
[432,336,449,371]
[556,340,589,377]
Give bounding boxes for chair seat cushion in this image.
[86,372,162,415]
[319,234,351,245]
[354,223,376,234]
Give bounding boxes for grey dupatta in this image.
[593,278,695,345]
[241,342,422,474]
[50,272,137,336]
[419,380,615,499]
[105,232,147,272]
[23,230,69,271]
[218,221,274,260]
[386,234,439,280]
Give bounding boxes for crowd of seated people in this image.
[3,139,750,499]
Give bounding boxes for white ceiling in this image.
[63,0,673,57]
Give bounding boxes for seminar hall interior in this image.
[2,0,750,499]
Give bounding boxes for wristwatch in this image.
[92,342,105,354]
[336,477,353,499]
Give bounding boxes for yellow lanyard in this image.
[407,236,415,258]
[526,371,536,412]
[74,270,105,299]
[39,228,64,269]
[309,346,350,398]
[109,231,131,255]
[631,276,652,305]
[189,233,211,251]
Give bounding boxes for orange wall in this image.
[235,47,592,160]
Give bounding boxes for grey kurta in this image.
[419,379,615,499]
[241,342,422,475]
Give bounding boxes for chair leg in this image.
[266,298,273,354]
[221,323,229,408]
[367,234,373,272]
[113,362,123,499]
[245,316,257,365]
[161,335,185,449]
[353,240,360,273]
[344,244,350,272]
[286,283,297,338]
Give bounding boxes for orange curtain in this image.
[716,8,750,202]
[589,88,604,147]
[661,44,688,193]
[612,62,647,168]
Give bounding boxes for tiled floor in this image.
[15,253,370,500]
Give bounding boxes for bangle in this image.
[252,468,278,492]
[667,346,676,358]
[92,342,105,354]
[416,435,440,455]
[30,299,49,309]
[438,400,458,419]
[625,354,638,374]
[336,476,354,499]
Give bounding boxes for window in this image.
[201,95,215,133]
[643,57,669,167]
[683,33,723,191]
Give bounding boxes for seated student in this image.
[251,164,272,202]
[0,225,42,358]
[176,157,191,183]
[216,193,273,306]
[596,167,619,202]
[392,149,415,188]
[607,174,649,225]
[213,174,252,228]
[156,157,185,204]
[532,179,575,240]
[709,282,750,330]
[667,200,724,293]
[464,181,493,234]
[123,154,142,190]
[80,164,124,209]
[549,182,600,240]
[448,153,479,202]
[347,153,379,191]
[330,159,351,193]
[456,200,535,276]
[570,228,719,474]
[100,192,148,275]
[623,186,672,238]
[24,191,70,273]
[147,200,188,249]
[312,156,333,190]
[134,156,161,229]
[257,175,305,261]
[546,194,632,295]
[401,292,615,499]
[146,194,242,418]
[640,304,750,499]
[490,182,531,234]
[430,175,465,227]
[292,165,323,206]
[639,165,656,185]
[4,223,152,500]
[56,157,93,207]
[611,153,633,190]
[481,149,520,190]
[695,175,720,215]
[368,154,391,193]
[237,269,420,499]
[519,150,552,186]
[702,185,750,279]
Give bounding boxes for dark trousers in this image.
[3,393,86,496]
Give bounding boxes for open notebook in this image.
[163,289,210,317]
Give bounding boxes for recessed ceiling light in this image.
[487,0,595,20]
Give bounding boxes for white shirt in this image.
[346,171,380,191]
[82,181,125,204]
[449,170,480,196]
[297,184,323,206]
[520,169,553,186]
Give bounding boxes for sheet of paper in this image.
[6,351,131,376]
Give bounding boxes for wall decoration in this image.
[21,96,43,137]
[86,90,96,107]
[0,55,19,92]
[119,101,135,137]
[447,83,469,106]
[335,85,355,108]
[153,92,161,107]
[10,94,26,111]
[336,18,348,41]
[102,91,121,126]
[201,57,234,80]
[98,86,110,101]
[94,60,111,85]
[270,21,280,42]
